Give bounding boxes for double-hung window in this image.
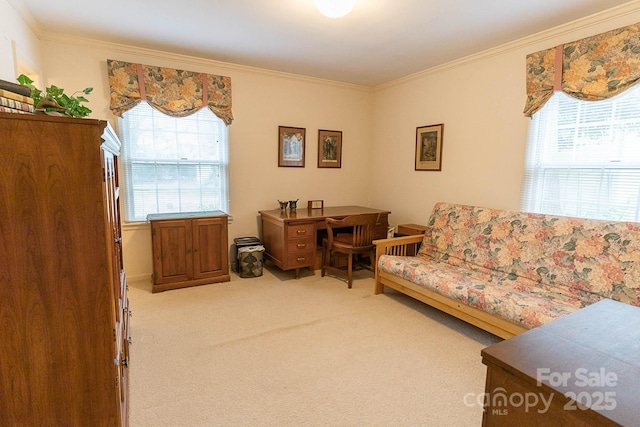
[521,84,640,222]
[119,101,229,222]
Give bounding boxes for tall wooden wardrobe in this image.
[0,113,130,426]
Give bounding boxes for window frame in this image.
[521,85,640,222]
[118,101,230,223]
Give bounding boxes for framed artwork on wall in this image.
[317,129,342,168]
[415,123,444,171]
[278,126,306,167]
[307,199,324,210]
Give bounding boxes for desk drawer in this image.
[287,239,314,253]
[286,251,315,268]
[287,223,314,239]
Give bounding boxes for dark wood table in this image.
[259,206,390,278]
[481,299,640,426]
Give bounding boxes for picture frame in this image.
[415,124,444,171]
[308,199,324,210]
[317,129,342,168]
[278,126,306,167]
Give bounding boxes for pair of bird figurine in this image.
[278,199,299,211]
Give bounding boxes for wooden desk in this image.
[259,206,390,278]
[481,299,640,426]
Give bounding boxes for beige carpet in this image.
[128,265,500,426]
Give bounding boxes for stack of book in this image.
[0,79,34,114]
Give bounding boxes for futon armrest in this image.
[373,234,424,254]
[373,234,424,289]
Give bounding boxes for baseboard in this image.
[126,273,152,284]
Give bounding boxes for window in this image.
[119,102,229,222]
[521,84,640,222]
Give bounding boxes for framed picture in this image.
[308,199,324,210]
[278,126,306,167]
[415,124,444,171]
[317,129,342,168]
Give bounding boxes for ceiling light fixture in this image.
[314,0,357,18]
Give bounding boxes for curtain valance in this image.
[524,23,640,117]
[106,59,233,125]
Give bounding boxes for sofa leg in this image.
[374,281,384,294]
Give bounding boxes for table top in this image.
[259,205,390,223]
[481,299,640,426]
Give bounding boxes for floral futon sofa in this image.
[374,202,640,338]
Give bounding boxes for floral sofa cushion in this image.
[378,202,640,329]
[377,255,582,328]
[417,202,640,308]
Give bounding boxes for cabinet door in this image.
[192,217,229,279]
[102,150,121,322]
[0,115,126,425]
[151,219,193,284]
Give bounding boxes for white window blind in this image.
[119,102,229,222]
[521,84,640,222]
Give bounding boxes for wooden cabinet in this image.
[0,113,129,426]
[396,223,427,255]
[396,223,428,236]
[148,211,230,292]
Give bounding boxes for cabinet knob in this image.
[296,229,307,235]
[297,257,306,261]
[297,243,306,248]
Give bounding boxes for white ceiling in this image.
[10,0,635,86]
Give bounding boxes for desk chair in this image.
[321,214,379,288]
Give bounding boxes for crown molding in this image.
[38,31,373,93]
[375,0,640,91]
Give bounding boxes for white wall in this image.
[371,3,640,227]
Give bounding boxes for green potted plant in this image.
[17,74,93,118]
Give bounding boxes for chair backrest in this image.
[325,214,379,248]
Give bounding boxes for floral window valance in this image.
[106,59,233,125]
[524,23,640,117]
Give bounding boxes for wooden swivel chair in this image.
[321,214,379,288]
